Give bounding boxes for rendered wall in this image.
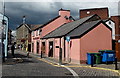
[80,23,112,62]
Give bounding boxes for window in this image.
[109,21,111,24]
[87,11,90,14]
[32,31,34,36]
[36,30,38,36]
[38,29,42,35]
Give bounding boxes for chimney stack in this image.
[59,8,70,17]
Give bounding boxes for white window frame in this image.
[38,29,41,35]
[32,31,34,37]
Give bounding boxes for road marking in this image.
[37,58,79,77]
[16,50,120,76]
[37,57,120,76]
[61,65,79,78]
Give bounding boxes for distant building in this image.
[16,24,32,51]
[80,7,109,20]
[8,28,12,45]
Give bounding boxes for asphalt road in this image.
[2,50,120,78]
[2,52,73,78]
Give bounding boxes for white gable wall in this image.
[105,20,115,40]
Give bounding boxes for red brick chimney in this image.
[59,8,70,17]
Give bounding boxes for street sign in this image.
[56,46,59,48]
[66,36,70,42]
[118,40,120,43]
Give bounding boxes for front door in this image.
[48,41,53,57]
[37,42,39,54]
[41,42,45,54]
[32,43,34,53]
[28,44,31,52]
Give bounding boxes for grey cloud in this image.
[4,2,119,30]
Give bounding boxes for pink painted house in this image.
[31,24,43,54]
[31,9,74,54]
[42,14,112,64]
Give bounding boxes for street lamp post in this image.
[1,0,5,62]
[2,0,8,62]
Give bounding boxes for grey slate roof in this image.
[66,20,101,37]
[42,14,100,39]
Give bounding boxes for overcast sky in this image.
[0,1,119,30]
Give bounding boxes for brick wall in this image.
[80,7,109,20]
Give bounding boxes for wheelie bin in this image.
[99,50,115,63]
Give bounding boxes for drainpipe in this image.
[40,29,43,58]
[59,37,62,65]
[68,41,71,63]
[63,37,66,61]
[67,41,69,63]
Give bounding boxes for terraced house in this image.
[42,14,112,64]
[31,8,74,54]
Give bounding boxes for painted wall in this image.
[31,10,72,54]
[41,16,71,37]
[39,23,112,64]
[54,38,60,59]
[68,39,80,64]
[41,10,71,37]
[43,38,65,61]
[80,23,112,62]
[105,20,115,40]
[46,40,49,56]
[31,29,40,54]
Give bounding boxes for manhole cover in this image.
[65,72,73,75]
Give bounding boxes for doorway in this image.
[112,40,116,50]
[41,42,45,54]
[32,43,34,53]
[37,42,39,54]
[48,41,53,57]
[28,44,31,52]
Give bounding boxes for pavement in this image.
[2,49,120,77]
